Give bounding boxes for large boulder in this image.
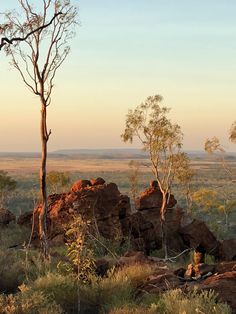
[218,239,236,261]
[136,182,177,211]
[0,208,15,225]
[178,219,221,256]
[19,178,132,244]
[199,271,236,312]
[121,183,186,253]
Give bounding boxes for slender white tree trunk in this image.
[160,193,168,260]
[39,100,49,258]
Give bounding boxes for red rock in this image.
[71,180,91,192]
[150,180,159,188]
[139,271,182,294]
[90,177,105,186]
[179,219,220,256]
[200,271,236,312]
[19,179,131,243]
[219,239,236,261]
[215,261,236,274]
[136,185,177,211]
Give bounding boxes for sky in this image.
[0,0,236,152]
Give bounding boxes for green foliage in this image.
[60,215,95,283]
[229,121,236,143]
[109,288,231,314]
[121,97,184,189]
[121,95,191,208]
[0,249,25,293]
[47,171,71,194]
[192,187,236,235]
[81,263,156,313]
[205,137,225,154]
[192,188,218,211]
[0,171,17,206]
[0,291,63,314]
[156,288,231,314]
[27,272,78,313]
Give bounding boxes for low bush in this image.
[0,249,25,293]
[27,272,79,313]
[157,288,231,314]
[0,291,63,314]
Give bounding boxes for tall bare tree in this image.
[1,0,77,258]
[121,95,190,259]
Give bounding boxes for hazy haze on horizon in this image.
[0,0,236,152]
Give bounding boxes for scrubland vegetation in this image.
[0,223,232,314]
[0,155,235,313]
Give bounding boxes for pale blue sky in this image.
[0,0,236,152]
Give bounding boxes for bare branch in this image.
[0,11,62,50]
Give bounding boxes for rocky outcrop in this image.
[18,178,131,243]
[17,179,235,262]
[0,208,15,225]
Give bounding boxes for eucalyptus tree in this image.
[229,121,236,143]
[121,95,190,258]
[1,0,78,257]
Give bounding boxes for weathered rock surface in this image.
[200,271,236,312]
[0,208,15,225]
[18,178,131,243]
[138,260,183,294]
[215,261,236,273]
[219,239,236,261]
[136,183,177,211]
[179,219,221,256]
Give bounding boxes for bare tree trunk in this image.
[160,193,168,260]
[39,101,49,259]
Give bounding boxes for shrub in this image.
[28,272,79,313]
[0,291,63,314]
[80,263,156,313]
[0,223,30,249]
[156,288,231,314]
[0,249,25,293]
[109,288,231,314]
